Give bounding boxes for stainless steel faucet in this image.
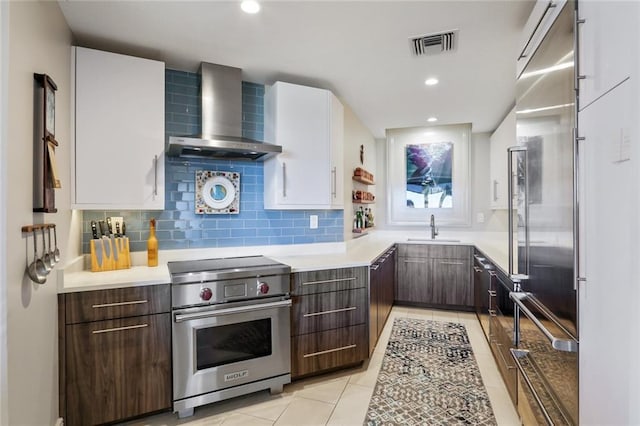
[430,214,438,239]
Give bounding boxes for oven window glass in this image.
[196,318,272,370]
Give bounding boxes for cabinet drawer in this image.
[292,288,367,335]
[291,324,368,378]
[490,315,517,404]
[65,284,170,324]
[292,267,367,295]
[397,244,471,259]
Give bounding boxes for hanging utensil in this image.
[46,226,56,267]
[41,228,52,273]
[52,225,61,263]
[27,230,47,284]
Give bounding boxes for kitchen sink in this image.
[406,238,461,243]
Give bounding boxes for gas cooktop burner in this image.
[168,255,291,285]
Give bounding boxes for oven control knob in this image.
[258,282,269,294]
[200,287,213,301]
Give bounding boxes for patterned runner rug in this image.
[365,317,497,425]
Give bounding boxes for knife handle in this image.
[91,221,98,239]
[121,221,126,236]
[98,221,107,237]
[106,217,113,235]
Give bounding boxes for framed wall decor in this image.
[195,170,240,214]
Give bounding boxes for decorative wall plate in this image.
[195,170,240,214]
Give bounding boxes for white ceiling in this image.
[58,0,534,138]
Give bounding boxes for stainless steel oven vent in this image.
[410,30,457,56]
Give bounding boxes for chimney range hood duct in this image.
[167,63,282,161]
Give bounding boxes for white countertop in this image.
[58,230,511,293]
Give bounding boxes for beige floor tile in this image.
[475,353,507,389]
[389,305,409,315]
[286,375,349,404]
[220,413,274,425]
[457,311,479,323]
[273,397,335,426]
[326,384,375,426]
[406,307,434,320]
[485,386,520,426]
[233,393,295,421]
[431,309,460,322]
[348,350,384,388]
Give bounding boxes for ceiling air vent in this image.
[410,30,457,56]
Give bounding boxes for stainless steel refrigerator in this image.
[507,1,579,424]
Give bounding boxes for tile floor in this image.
[123,306,521,426]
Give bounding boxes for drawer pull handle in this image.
[488,290,497,297]
[440,261,464,265]
[92,299,148,309]
[303,306,357,318]
[303,344,357,358]
[301,277,356,286]
[496,343,516,370]
[92,323,148,334]
[403,259,424,264]
[488,309,497,317]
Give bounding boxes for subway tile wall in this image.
[81,69,344,253]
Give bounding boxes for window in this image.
[387,124,471,226]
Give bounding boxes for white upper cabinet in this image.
[72,47,165,210]
[577,1,638,110]
[489,107,516,210]
[517,0,567,78]
[263,81,344,210]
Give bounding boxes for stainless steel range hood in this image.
[167,63,282,161]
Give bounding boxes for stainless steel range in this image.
[168,255,292,418]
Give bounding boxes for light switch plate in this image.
[476,212,485,223]
[310,215,318,229]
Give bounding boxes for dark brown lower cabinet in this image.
[65,313,171,426]
[291,266,369,379]
[369,247,396,354]
[59,285,172,426]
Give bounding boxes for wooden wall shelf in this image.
[352,175,375,185]
[353,200,375,204]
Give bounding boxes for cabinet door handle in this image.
[331,166,337,199]
[153,155,158,196]
[303,306,357,318]
[493,180,498,202]
[303,344,356,358]
[473,266,482,273]
[92,299,148,309]
[487,290,497,297]
[403,259,424,264]
[495,343,516,370]
[439,261,464,265]
[301,277,356,286]
[518,1,557,61]
[92,323,148,334]
[282,162,287,197]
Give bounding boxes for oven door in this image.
[172,297,291,402]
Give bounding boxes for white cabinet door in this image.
[72,47,165,210]
[578,1,639,109]
[489,107,516,209]
[578,78,640,424]
[264,82,344,210]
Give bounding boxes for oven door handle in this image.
[174,299,292,323]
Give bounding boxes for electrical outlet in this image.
[110,216,124,234]
[310,215,318,229]
[476,212,485,223]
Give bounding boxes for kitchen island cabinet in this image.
[59,284,171,426]
[290,266,368,378]
[395,244,473,309]
[263,81,344,210]
[369,246,396,355]
[72,46,165,210]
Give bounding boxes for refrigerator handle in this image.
[507,146,530,277]
[510,292,579,352]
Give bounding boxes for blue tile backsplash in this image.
[81,69,344,253]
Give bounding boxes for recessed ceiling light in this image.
[427,117,438,123]
[424,78,439,86]
[241,0,260,14]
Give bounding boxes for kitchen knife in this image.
[111,234,119,262]
[106,217,113,235]
[98,220,107,237]
[121,220,126,236]
[94,239,103,269]
[102,235,111,260]
[91,221,98,239]
[115,222,121,237]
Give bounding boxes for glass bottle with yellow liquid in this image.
[147,218,158,267]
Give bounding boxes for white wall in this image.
[342,104,377,239]
[6,2,72,424]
